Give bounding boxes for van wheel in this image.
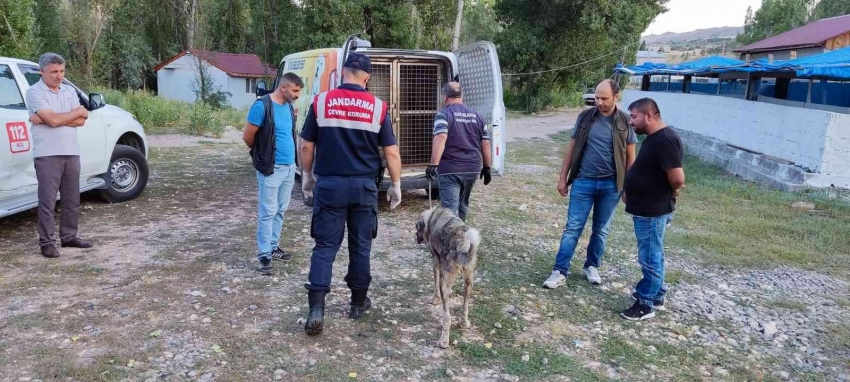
[99,144,149,203]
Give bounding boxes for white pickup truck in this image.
[0,57,149,218]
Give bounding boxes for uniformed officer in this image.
[299,53,402,335]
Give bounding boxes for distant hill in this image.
[642,26,744,44]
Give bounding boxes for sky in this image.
[643,0,763,35]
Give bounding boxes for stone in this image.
[790,202,815,211]
[518,204,527,211]
[202,317,211,324]
[308,359,317,367]
[494,322,503,329]
[189,314,198,321]
[189,291,202,297]
[446,369,455,377]
[521,354,530,362]
[778,371,790,380]
[249,305,258,311]
[542,358,549,365]
[763,322,779,338]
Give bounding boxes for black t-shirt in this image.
[625,127,684,217]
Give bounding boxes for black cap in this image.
[344,53,372,74]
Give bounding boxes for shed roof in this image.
[155,50,275,78]
[735,15,850,54]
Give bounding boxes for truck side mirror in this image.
[256,81,268,98]
[89,93,106,110]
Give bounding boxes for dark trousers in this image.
[306,176,378,293]
[438,173,477,222]
[34,155,81,247]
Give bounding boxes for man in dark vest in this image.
[242,72,304,275]
[299,53,402,335]
[425,82,492,222]
[543,79,637,289]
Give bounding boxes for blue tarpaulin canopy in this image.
[616,48,850,80]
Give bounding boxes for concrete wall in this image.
[156,53,255,109]
[622,90,850,178]
[739,47,825,61]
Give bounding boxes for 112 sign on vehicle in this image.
[6,122,31,154]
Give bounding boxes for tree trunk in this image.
[411,4,421,49]
[187,0,197,49]
[451,0,464,51]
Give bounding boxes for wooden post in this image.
[806,79,813,105]
[641,74,650,91]
[683,75,692,93]
[746,75,761,101]
[666,75,671,91]
[775,78,790,100]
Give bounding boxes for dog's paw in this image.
[431,296,442,305]
[461,320,472,330]
[436,339,450,349]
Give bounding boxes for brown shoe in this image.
[61,238,93,248]
[41,245,60,258]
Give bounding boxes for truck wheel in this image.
[99,144,149,203]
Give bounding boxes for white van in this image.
[0,57,149,218]
[259,37,507,193]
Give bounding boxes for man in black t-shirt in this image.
[620,98,685,321]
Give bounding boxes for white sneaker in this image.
[543,270,566,289]
[584,266,602,285]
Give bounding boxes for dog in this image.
[415,207,481,349]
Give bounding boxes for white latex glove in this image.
[302,171,316,204]
[387,181,402,210]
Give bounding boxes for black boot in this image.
[349,289,371,319]
[305,291,326,335]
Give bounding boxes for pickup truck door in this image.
[0,63,37,192]
[453,41,507,175]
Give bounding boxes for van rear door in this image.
[454,41,506,175]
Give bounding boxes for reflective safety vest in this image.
[315,89,385,133]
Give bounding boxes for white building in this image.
[636,50,667,65]
[155,50,275,109]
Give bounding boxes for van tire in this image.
[98,144,149,203]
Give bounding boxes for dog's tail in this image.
[455,227,481,265]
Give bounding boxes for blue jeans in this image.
[633,213,672,309]
[438,173,478,222]
[256,163,296,260]
[553,178,620,274]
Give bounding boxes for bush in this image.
[186,102,224,138]
[124,90,184,130]
[218,107,248,130]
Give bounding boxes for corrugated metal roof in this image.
[735,14,850,54]
[155,50,275,78]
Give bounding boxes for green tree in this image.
[208,0,250,53]
[0,0,38,59]
[812,0,850,20]
[495,0,666,112]
[33,0,70,57]
[460,0,500,46]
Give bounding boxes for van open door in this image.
[454,41,506,175]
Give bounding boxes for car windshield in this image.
[0,65,26,110]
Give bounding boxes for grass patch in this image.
[665,269,698,285]
[666,155,850,280]
[770,298,809,312]
[457,342,606,380]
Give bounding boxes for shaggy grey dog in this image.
[415,207,481,349]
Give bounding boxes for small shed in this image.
[154,50,275,109]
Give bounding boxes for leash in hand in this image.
[427,180,433,210]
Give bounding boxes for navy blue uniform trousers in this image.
[306,176,378,293]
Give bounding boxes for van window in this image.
[18,65,42,86]
[0,65,25,110]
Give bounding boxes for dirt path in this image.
[506,108,583,142]
[1,109,847,382]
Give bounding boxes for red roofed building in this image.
[155,50,276,108]
[735,14,850,61]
